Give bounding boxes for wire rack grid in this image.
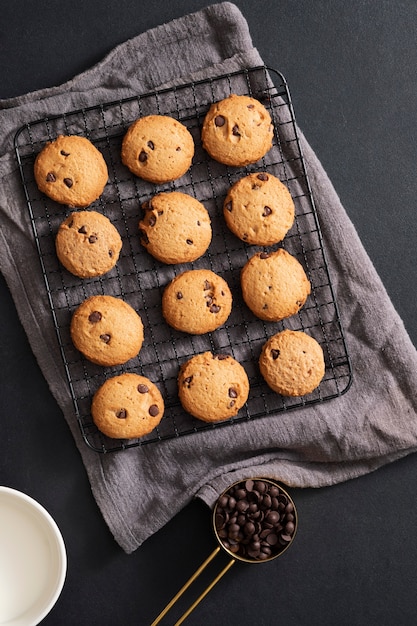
[14,66,352,453]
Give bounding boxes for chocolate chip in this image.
[209,304,221,313]
[204,280,211,290]
[216,354,229,360]
[262,206,272,216]
[46,172,56,182]
[147,140,154,150]
[271,349,280,360]
[63,178,73,188]
[232,125,241,137]
[149,404,159,417]
[78,225,87,234]
[176,291,183,300]
[88,311,102,323]
[100,334,111,343]
[225,201,232,212]
[215,115,225,127]
[228,388,238,398]
[137,384,149,394]
[139,229,149,244]
[108,250,113,257]
[148,215,156,227]
[139,150,148,162]
[60,150,70,157]
[176,146,181,151]
[186,239,193,245]
[88,235,98,244]
[183,376,193,386]
[116,409,127,419]
[259,252,270,259]
[257,173,269,181]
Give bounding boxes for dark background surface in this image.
[0,2,416,625]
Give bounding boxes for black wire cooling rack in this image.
[14,66,352,453]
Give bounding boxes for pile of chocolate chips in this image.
[214,479,296,562]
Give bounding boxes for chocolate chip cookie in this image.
[34,135,108,207]
[91,373,164,439]
[178,352,250,422]
[70,295,144,366]
[55,210,122,278]
[139,191,212,264]
[259,329,325,396]
[241,249,311,322]
[201,94,274,167]
[224,172,295,246]
[162,269,232,335]
[121,114,194,183]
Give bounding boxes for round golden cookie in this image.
[223,172,295,246]
[241,249,311,322]
[162,269,232,335]
[34,135,108,207]
[259,330,325,396]
[55,210,122,278]
[178,352,250,422]
[70,295,144,366]
[91,373,164,439]
[201,94,274,167]
[139,192,212,264]
[121,115,194,183]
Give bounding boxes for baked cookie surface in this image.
[162,269,232,335]
[201,94,274,167]
[224,172,295,246]
[70,295,144,366]
[121,115,194,183]
[241,249,311,322]
[259,329,325,396]
[91,373,164,439]
[34,135,108,207]
[139,192,212,264]
[55,210,122,278]
[178,352,250,422]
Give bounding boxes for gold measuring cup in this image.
[151,478,298,625]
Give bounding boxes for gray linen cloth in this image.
[1,2,416,553]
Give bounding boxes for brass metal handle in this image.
[150,546,235,626]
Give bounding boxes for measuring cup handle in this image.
[174,557,235,625]
[150,546,235,626]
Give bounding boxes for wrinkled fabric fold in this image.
[0,2,416,553]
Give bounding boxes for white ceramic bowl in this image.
[0,486,67,626]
